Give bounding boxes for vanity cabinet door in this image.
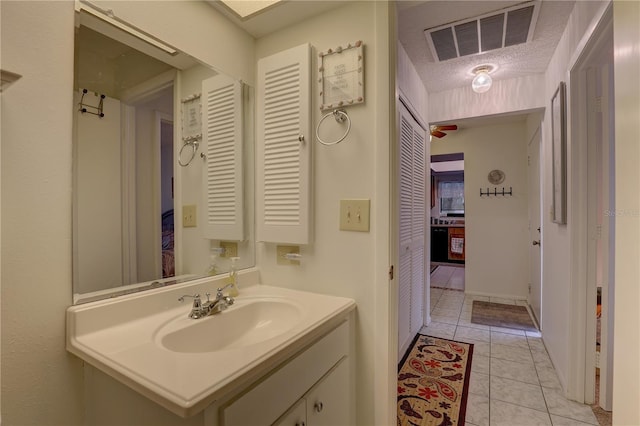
[272,399,306,426]
[306,358,349,426]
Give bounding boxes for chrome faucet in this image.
[178,284,235,319]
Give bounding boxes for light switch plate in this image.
[182,205,197,228]
[277,245,300,265]
[220,241,238,258]
[340,199,370,232]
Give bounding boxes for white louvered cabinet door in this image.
[257,43,312,244]
[202,75,244,241]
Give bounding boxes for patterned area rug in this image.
[398,335,473,426]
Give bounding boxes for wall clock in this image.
[488,169,505,185]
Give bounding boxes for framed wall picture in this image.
[318,41,364,110]
[551,81,567,224]
[181,94,202,142]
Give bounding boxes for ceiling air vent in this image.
[424,1,540,62]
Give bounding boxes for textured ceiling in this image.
[398,0,575,93]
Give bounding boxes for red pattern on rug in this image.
[398,335,473,426]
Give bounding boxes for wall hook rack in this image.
[480,187,513,197]
[79,89,105,118]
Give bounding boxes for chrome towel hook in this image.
[316,108,351,146]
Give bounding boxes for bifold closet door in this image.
[398,101,427,358]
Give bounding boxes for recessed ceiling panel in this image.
[424,1,540,62]
[431,27,458,61]
[505,5,535,46]
[480,14,504,52]
[454,21,479,57]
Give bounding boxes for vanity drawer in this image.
[222,320,350,426]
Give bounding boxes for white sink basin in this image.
[157,298,302,353]
[66,279,355,417]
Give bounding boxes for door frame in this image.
[567,3,613,405]
[527,121,543,326]
[119,70,176,282]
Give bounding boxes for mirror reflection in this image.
[73,9,254,304]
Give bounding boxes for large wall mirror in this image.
[73,4,255,304]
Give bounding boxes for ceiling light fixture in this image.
[471,65,495,94]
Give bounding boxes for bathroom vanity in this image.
[66,270,356,425]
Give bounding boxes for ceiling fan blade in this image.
[436,124,458,131]
[431,130,446,138]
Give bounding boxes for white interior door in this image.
[528,125,542,325]
[587,60,615,411]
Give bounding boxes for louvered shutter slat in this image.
[257,44,311,244]
[202,76,244,240]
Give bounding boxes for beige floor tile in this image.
[471,355,490,375]
[491,343,534,364]
[465,394,490,426]
[550,414,600,426]
[542,387,599,425]
[490,376,547,412]
[490,357,540,385]
[490,400,552,426]
[469,371,490,397]
[491,331,530,349]
[536,365,562,389]
[490,326,527,336]
[456,326,491,343]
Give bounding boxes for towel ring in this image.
[316,109,351,146]
[178,140,199,167]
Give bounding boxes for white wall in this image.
[254,3,392,424]
[1,1,84,424]
[541,0,609,391]
[431,121,530,299]
[87,1,255,86]
[612,1,640,423]
[397,42,428,122]
[75,94,123,293]
[428,74,546,123]
[0,1,255,424]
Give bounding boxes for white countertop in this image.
[67,278,355,417]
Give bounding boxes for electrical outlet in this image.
[339,199,370,232]
[277,245,300,265]
[182,205,197,228]
[220,241,238,258]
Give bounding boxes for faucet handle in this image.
[216,283,233,297]
[178,294,201,308]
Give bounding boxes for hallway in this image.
[423,268,601,425]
